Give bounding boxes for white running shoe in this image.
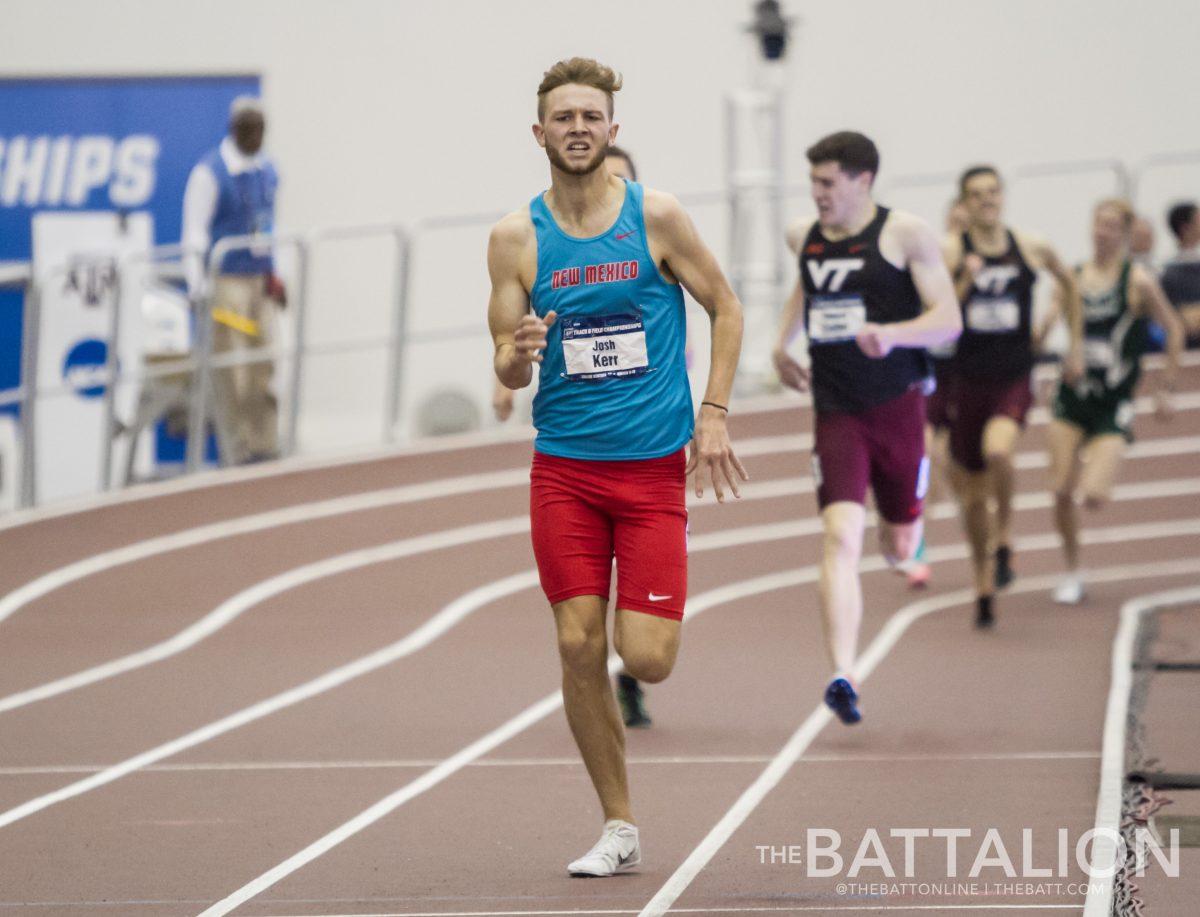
[1053,575,1085,605]
[567,819,641,877]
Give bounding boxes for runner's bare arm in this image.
[858,214,961,358]
[487,212,550,389]
[1132,263,1184,396]
[644,189,748,501]
[941,232,976,303]
[773,279,810,391]
[1027,234,1084,376]
[1035,284,1065,351]
[646,190,743,411]
[773,217,814,391]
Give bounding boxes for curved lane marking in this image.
[2,473,1197,715]
[200,552,1200,916]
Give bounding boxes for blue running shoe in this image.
[824,677,862,725]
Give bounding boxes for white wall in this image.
[4,0,1199,446]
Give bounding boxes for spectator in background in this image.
[182,96,286,465]
[1160,201,1200,348]
[1130,215,1155,268]
[1130,214,1166,350]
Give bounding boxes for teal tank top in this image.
[529,179,693,460]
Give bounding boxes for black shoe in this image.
[823,676,862,725]
[975,595,995,629]
[616,673,651,728]
[994,545,1015,590]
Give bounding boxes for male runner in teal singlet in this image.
[487,58,747,877]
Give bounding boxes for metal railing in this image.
[2,149,1197,510]
[182,222,412,473]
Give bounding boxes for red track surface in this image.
[1,362,1197,916]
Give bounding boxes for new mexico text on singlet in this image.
[529,179,692,460]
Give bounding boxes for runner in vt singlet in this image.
[942,164,1082,627]
[801,206,932,416]
[774,131,961,727]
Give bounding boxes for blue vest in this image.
[204,147,278,274]
[529,180,693,460]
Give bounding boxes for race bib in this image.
[561,311,650,381]
[808,294,866,344]
[966,296,1020,333]
[1084,338,1116,370]
[928,338,957,359]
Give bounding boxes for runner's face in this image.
[535,84,616,177]
[809,162,870,226]
[962,173,1003,229]
[1092,206,1129,258]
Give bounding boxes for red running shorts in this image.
[530,448,688,621]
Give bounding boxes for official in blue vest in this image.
[182,96,285,465]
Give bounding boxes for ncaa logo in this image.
[62,338,112,399]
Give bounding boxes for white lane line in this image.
[196,543,1198,917]
[0,432,807,633]
[0,511,849,825]
[256,905,1085,917]
[195,568,826,916]
[1081,584,1200,917]
[0,376,847,537]
[637,562,1200,917]
[0,519,534,715]
[4,469,1198,717]
[0,468,526,627]
[0,569,537,830]
[5,388,1197,635]
[0,488,1195,829]
[0,750,1101,776]
[4,347,1195,536]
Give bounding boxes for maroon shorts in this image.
[812,387,928,524]
[948,373,1034,472]
[925,363,954,430]
[530,449,688,621]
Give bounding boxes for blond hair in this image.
[537,57,622,121]
[1095,197,1135,230]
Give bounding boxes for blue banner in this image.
[0,74,260,414]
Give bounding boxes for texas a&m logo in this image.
[807,258,864,292]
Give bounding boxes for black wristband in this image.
[701,401,728,413]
